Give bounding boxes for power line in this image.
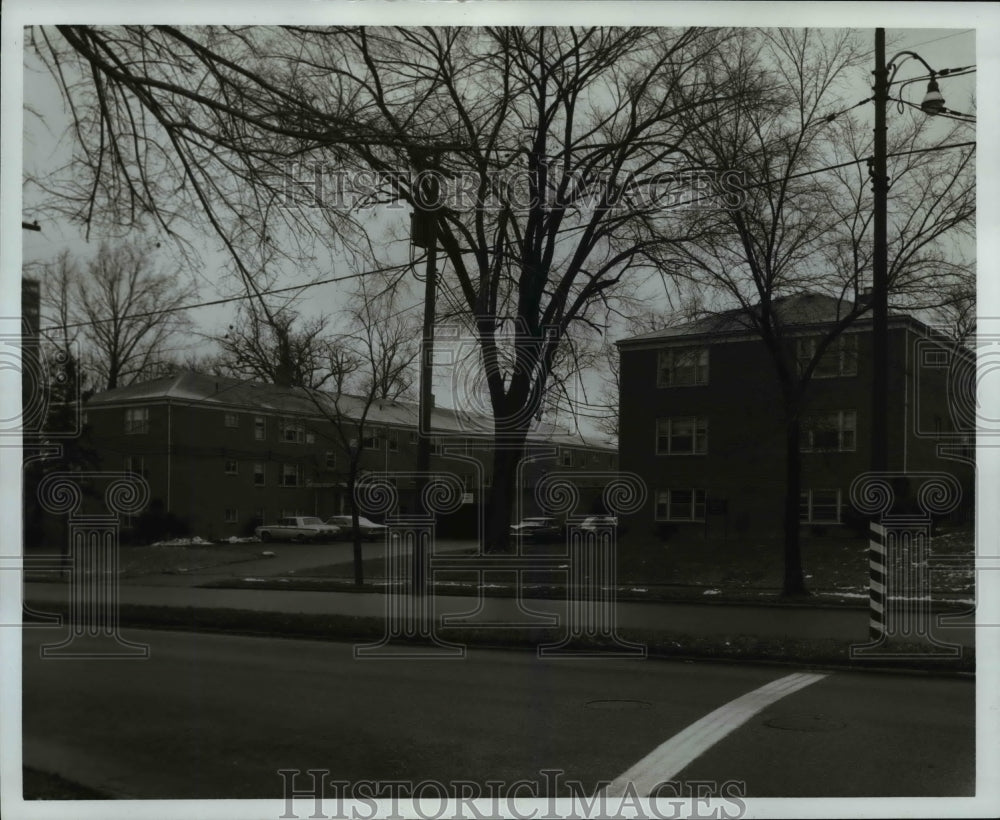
[903,30,975,50]
[40,261,411,334]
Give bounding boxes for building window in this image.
[280,419,306,443]
[280,463,301,487]
[561,449,573,467]
[657,347,709,387]
[656,417,708,455]
[224,508,238,524]
[362,429,381,450]
[306,429,316,444]
[253,463,265,486]
[224,412,239,428]
[801,410,856,452]
[800,489,841,523]
[430,438,442,455]
[387,429,399,452]
[123,455,149,479]
[325,451,336,469]
[797,335,858,378]
[124,407,149,435]
[409,431,418,445]
[655,489,707,521]
[253,508,265,525]
[254,416,266,441]
[224,459,239,475]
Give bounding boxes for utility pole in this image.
[870,27,890,474]
[412,153,440,596]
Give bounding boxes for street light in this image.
[869,30,958,474]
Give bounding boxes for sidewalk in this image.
[23,577,977,649]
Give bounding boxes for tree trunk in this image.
[346,467,364,586]
[484,437,527,553]
[782,408,808,597]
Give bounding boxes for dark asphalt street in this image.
[21,628,974,801]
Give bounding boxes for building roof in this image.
[85,371,615,451]
[617,292,913,346]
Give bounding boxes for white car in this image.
[255,516,341,543]
[325,515,387,541]
[578,515,619,532]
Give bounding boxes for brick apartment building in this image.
[616,294,975,542]
[79,372,617,540]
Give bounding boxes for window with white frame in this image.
[657,347,709,387]
[224,412,239,428]
[386,429,399,452]
[655,489,707,521]
[409,430,418,445]
[280,419,306,443]
[224,508,238,524]
[656,417,708,455]
[224,458,239,475]
[280,463,301,487]
[430,438,442,455]
[124,407,149,435]
[253,463,265,486]
[561,449,573,467]
[801,410,856,452]
[254,416,266,441]
[362,428,381,450]
[800,489,841,523]
[796,335,858,378]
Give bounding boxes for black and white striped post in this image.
[849,472,963,659]
[867,521,888,642]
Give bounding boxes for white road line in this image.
[605,671,828,797]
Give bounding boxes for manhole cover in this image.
[585,699,652,711]
[764,714,846,732]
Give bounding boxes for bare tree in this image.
[216,302,338,389]
[653,29,974,595]
[39,241,194,391]
[30,25,746,550]
[303,278,420,585]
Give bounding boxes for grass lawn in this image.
[275,527,974,601]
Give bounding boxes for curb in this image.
[24,600,976,677]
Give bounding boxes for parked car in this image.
[578,515,619,532]
[510,516,564,543]
[255,516,341,543]
[325,515,387,541]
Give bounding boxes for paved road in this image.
[21,629,974,801]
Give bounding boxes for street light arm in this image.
[887,50,938,77]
